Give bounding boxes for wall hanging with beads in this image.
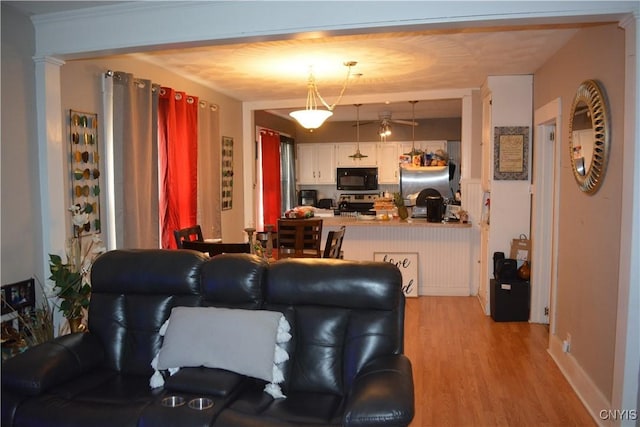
[69,110,101,235]
[221,136,234,210]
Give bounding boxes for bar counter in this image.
[319,215,474,297]
[321,216,472,228]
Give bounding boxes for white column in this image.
[460,93,473,181]
[33,56,66,295]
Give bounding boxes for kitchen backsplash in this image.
[297,184,400,207]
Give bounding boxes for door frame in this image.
[531,98,562,329]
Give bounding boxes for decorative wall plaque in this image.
[221,136,234,210]
[493,126,529,180]
[69,110,101,234]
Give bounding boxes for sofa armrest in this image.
[343,354,415,427]
[1,332,105,396]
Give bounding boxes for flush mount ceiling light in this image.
[349,104,368,159]
[290,61,357,131]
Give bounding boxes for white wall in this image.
[1,4,41,285]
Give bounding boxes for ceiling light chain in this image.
[290,61,357,131]
[314,61,356,112]
[410,100,419,155]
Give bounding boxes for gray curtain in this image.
[197,101,221,239]
[280,135,296,212]
[111,71,160,248]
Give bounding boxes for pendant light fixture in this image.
[408,100,420,156]
[349,104,368,159]
[290,61,357,131]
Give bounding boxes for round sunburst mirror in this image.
[568,80,610,194]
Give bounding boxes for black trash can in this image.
[490,278,530,322]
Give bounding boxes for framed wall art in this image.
[1,278,35,316]
[493,126,529,180]
[69,110,101,235]
[221,136,234,210]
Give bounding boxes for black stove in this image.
[335,193,379,216]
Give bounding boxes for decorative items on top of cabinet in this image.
[297,143,336,185]
[399,140,446,158]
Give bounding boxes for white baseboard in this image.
[548,334,611,426]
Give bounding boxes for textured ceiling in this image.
[7,1,583,122]
[134,26,579,121]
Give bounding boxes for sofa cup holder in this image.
[161,396,186,408]
[188,397,214,410]
[161,396,214,410]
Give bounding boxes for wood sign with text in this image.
[374,252,419,298]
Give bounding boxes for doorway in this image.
[531,98,562,329]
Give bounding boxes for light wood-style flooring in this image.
[404,297,595,427]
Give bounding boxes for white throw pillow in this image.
[149,306,291,399]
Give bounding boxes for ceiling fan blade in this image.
[352,121,375,127]
[392,119,419,126]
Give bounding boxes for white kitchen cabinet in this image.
[335,142,377,167]
[377,142,399,183]
[297,143,336,184]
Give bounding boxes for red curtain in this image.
[261,130,281,229]
[159,88,199,248]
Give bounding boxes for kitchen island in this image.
[320,216,475,296]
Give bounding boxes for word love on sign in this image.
[373,252,419,298]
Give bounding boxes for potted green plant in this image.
[393,192,409,220]
[49,205,105,332]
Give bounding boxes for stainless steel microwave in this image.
[336,167,378,191]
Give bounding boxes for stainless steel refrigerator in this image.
[400,165,452,205]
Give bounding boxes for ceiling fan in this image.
[355,111,418,137]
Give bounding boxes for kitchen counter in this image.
[321,216,471,228]
[320,215,476,297]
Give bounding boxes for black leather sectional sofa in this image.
[2,249,414,427]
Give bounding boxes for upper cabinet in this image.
[298,141,454,186]
[297,143,336,185]
[377,143,399,184]
[335,142,378,167]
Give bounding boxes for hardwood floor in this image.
[404,297,596,427]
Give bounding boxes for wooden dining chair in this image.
[182,240,250,257]
[323,226,346,259]
[277,218,323,258]
[173,225,204,248]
